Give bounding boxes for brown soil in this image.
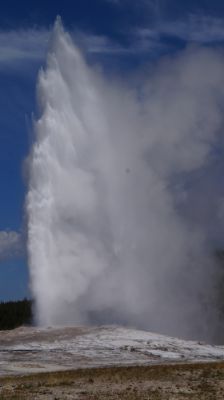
[1,361,224,399]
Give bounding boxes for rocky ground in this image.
[1,362,224,399]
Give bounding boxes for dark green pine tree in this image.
[0,298,32,330]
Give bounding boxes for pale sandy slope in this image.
[1,325,224,376]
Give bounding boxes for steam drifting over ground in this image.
[27,18,224,341]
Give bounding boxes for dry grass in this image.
[1,362,224,399]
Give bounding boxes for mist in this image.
[27,18,224,341]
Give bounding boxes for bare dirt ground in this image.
[1,362,224,399]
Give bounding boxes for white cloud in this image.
[75,34,126,54]
[74,31,163,56]
[0,29,49,68]
[161,15,224,43]
[0,14,223,71]
[78,15,224,59]
[0,231,23,261]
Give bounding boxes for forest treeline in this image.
[0,298,32,330]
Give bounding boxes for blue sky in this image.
[1,0,224,301]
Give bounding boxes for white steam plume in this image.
[27,18,224,340]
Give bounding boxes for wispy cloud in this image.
[0,29,49,68]
[161,15,224,43]
[0,14,224,70]
[0,231,23,261]
[75,34,126,54]
[74,31,163,56]
[76,14,224,59]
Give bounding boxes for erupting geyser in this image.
[27,18,224,340]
